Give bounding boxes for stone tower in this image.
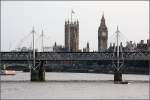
[65,21,70,51]
[65,20,79,52]
[98,14,108,52]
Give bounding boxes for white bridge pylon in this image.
[15,27,52,52]
[112,26,124,72]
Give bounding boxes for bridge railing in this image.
[35,52,115,61]
[0,52,150,61]
[1,52,32,61]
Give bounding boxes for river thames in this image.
[1,72,149,99]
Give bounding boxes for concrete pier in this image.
[31,69,39,81]
[31,60,45,81]
[114,70,122,82]
[39,60,45,81]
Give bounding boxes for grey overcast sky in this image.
[1,1,149,51]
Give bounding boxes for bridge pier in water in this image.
[31,60,45,81]
[114,70,122,82]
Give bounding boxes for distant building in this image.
[53,42,66,52]
[107,43,114,52]
[43,46,53,52]
[147,39,150,51]
[98,14,108,52]
[16,47,33,52]
[65,20,79,52]
[83,42,90,52]
[137,40,148,52]
[125,41,136,52]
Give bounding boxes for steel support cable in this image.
[109,31,130,47]
[118,32,130,46]
[16,33,32,49]
[108,32,117,45]
[119,32,130,42]
[31,61,41,71]
[30,33,43,52]
[41,34,51,46]
[41,33,52,52]
[117,34,124,71]
[26,51,32,69]
[111,30,125,71]
[34,33,48,51]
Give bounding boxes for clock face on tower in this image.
[101,32,106,37]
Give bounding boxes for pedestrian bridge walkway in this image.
[1,52,150,63]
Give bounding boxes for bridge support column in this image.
[149,60,150,75]
[31,69,39,81]
[114,70,122,82]
[39,61,45,81]
[31,60,45,81]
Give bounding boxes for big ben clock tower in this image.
[98,14,108,52]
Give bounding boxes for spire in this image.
[116,26,120,33]
[41,29,44,35]
[117,26,118,31]
[100,12,106,27]
[41,29,44,52]
[87,42,89,48]
[101,12,105,21]
[31,26,35,33]
[102,11,104,18]
[54,42,57,47]
[65,20,67,24]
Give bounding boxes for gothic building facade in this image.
[98,14,108,52]
[65,20,79,52]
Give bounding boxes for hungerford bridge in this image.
[1,52,150,62]
[1,27,150,84]
[1,51,150,83]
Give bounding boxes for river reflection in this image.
[1,72,149,99]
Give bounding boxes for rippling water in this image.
[1,72,149,99]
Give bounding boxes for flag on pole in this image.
[71,9,75,22]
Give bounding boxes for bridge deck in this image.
[1,52,150,62]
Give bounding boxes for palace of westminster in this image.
[53,14,150,53]
[63,14,108,52]
[54,14,108,52]
[16,14,150,52]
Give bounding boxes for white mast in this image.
[149,32,150,40]
[0,27,1,52]
[32,26,35,67]
[116,26,120,70]
[0,22,1,70]
[41,30,44,52]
